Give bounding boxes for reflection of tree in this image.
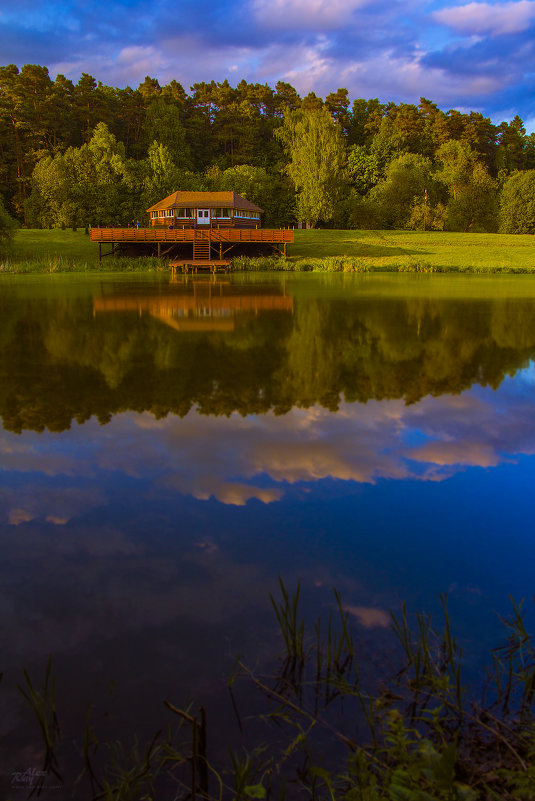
[1,286,535,433]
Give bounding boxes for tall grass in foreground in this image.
[0,253,167,273]
[230,254,535,274]
[16,585,535,800]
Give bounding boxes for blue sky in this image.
[1,0,534,130]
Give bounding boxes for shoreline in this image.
[2,228,535,274]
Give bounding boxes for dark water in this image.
[1,271,535,795]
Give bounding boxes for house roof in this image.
[147,191,263,213]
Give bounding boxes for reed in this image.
[18,656,63,791]
[269,577,305,665]
[16,591,535,800]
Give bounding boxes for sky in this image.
[0,0,534,130]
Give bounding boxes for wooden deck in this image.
[90,228,293,243]
[90,227,294,265]
[169,259,231,274]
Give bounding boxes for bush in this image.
[499,170,535,233]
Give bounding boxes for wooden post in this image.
[157,242,161,258]
[99,243,101,263]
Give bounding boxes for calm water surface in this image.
[1,271,535,793]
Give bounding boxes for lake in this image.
[1,271,535,797]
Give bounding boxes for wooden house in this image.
[147,191,263,229]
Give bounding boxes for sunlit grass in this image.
[289,229,535,271]
[9,228,97,266]
[1,229,165,273]
[3,228,535,273]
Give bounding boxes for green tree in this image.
[73,73,112,142]
[0,64,65,220]
[274,81,301,115]
[499,170,535,233]
[348,98,385,145]
[141,99,191,169]
[206,163,294,227]
[0,193,15,244]
[368,153,442,229]
[29,122,137,227]
[113,86,145,158]
[142,141,182,206]
[369,116,407,172]
[496,116,527,173]
[325,88,350,135]
[275,107,347,227]
[385,102,431,155]
[437,141,497,231]
[138,76,162,104]
[347,145,382,195]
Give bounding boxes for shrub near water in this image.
[231,255,447,273]
[231,253,535,274]
[0,253,167,274]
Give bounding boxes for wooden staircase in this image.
[169,230,231,273]
[193,233,211,261]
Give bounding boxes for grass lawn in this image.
[2,228,535,273]
[288,229,535,271]
[9,228,98,265]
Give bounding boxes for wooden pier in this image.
[90,227,294,268]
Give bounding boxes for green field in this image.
[288,229,535,271]
[8,228,97,264]
[2,228,535,273]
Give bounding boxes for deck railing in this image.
[90,228,294,243]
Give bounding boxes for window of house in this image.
[213,208,231,218]
[176,208,194,218]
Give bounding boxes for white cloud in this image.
[52,45,169,89]
[252,0,372,30]
[434,0,535,36]
[337,48,504,100]
[253,38,506,105]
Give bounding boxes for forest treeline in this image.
[1,64,535,232]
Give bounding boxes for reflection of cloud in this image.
[2,379,535,512]
[0,486,107,526]
[192,482,283,506]
[8,509,34,525]
[0,520,275,668]
[409,441,502,468]
[345,605,390,628]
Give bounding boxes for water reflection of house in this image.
[93,280,293,332]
